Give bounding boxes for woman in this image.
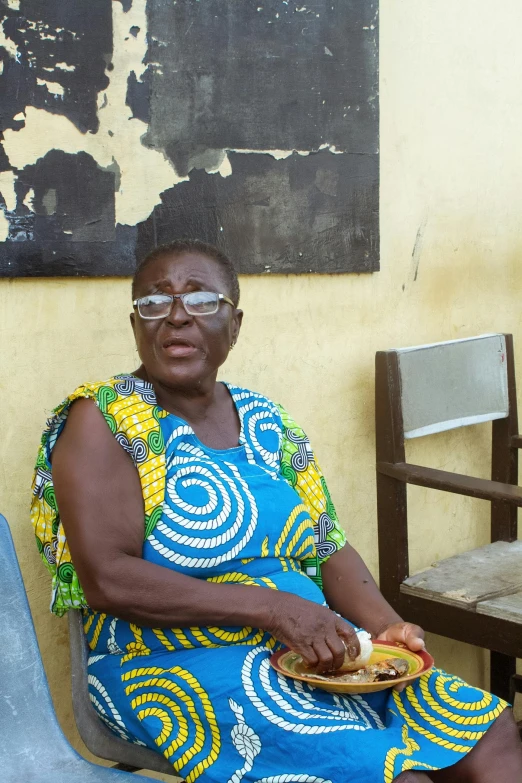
[31,240,522,783]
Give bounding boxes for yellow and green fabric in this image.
[31,375,505,782]
[31,375,344,616]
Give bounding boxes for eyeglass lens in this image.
[138,292,220,318]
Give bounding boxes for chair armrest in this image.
[377,462,522,505]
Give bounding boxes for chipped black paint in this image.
[0,225,137,277]
[0,150,134,276]
[16,151,116,242]
[126,68,152,124]
[136,150,379,274]
[0,0,112,135]
[144,0,378,170]
[0,0,379,276]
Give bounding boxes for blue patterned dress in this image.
[32,379,506,783]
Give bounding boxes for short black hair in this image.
[132,239,240,305]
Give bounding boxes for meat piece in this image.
[300,657,410,684]
[363,658,409,681]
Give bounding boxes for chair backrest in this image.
[0,513,162,783]
[68,609,176,775]
[396,334,509,439]
[375,332,519,601]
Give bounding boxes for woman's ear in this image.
[232,309,243,345]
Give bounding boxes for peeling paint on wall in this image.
[1,3,185,228]
[0,0,379,276]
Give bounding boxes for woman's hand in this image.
[265,592,360,673]
[375,622,426,692]
[375,621,425,652]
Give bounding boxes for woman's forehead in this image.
[137,252,228,292]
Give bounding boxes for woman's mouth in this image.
[162,339,197,358]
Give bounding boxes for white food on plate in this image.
[342,629,373,671]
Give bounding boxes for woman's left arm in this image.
[276,403,425,653]
[321,543,426,652]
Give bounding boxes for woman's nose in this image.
[166,296,192,326]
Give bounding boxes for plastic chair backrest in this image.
[68,609,176,775]
[0,513,152,782]
[396,333,509,439]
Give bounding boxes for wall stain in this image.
[411,216,428,283]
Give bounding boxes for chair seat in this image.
[400,540,522,611]
[477,590,522,623]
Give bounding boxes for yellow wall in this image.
[1,0,522,770]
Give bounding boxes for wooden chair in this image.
[375,333,522,704]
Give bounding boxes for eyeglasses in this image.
[133,291,235,320]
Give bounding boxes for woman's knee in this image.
[394,772,433,782]
[436,707,522,781]
[481,707,521,752]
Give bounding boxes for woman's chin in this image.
[154,362,213,391]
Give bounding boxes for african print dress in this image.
[31,375,506,783]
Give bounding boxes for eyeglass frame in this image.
[132,291,236,320]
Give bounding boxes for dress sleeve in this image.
[276,404,346,589]
[31,383,100,616]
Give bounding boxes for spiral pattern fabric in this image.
[227,387,283,473]
[31,376,345,615]
[32,374,506,781]
[148,430,259,572]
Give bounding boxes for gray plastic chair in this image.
[68,609,177,776]
[0,513,152,783]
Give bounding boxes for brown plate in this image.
[270,641,434,694]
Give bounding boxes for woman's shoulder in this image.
[51,373,157,418]
[40,374,159,459]
[62,373,153,404]
[224,382,277,406]
[223,383,309,437]
[223,382,285,422]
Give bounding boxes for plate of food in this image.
[269,636,434,694]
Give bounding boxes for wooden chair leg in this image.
[509,673,522,740]
[490,650,516,702]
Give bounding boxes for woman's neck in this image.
[132,365,240,449]
[132,364,222,426]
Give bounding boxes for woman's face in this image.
[130,251,243,391]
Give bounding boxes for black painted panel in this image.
[0,0,379,276]
[0,0,112,135]
[16,150,116,243]
[144,0,378,174]
[136,149,379,274]
[0,224,137,277]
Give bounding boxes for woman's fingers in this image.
[284,621,355,673]
[266,594,366,671]
[311,640,336,673]
[336,620,360,661]
[298,644,320,669]
[403,624,425,651]
[325,632,346,671]
[376,621,426,652]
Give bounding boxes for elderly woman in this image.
[31,240,521,783]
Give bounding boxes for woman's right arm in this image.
[52,399,358,671]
